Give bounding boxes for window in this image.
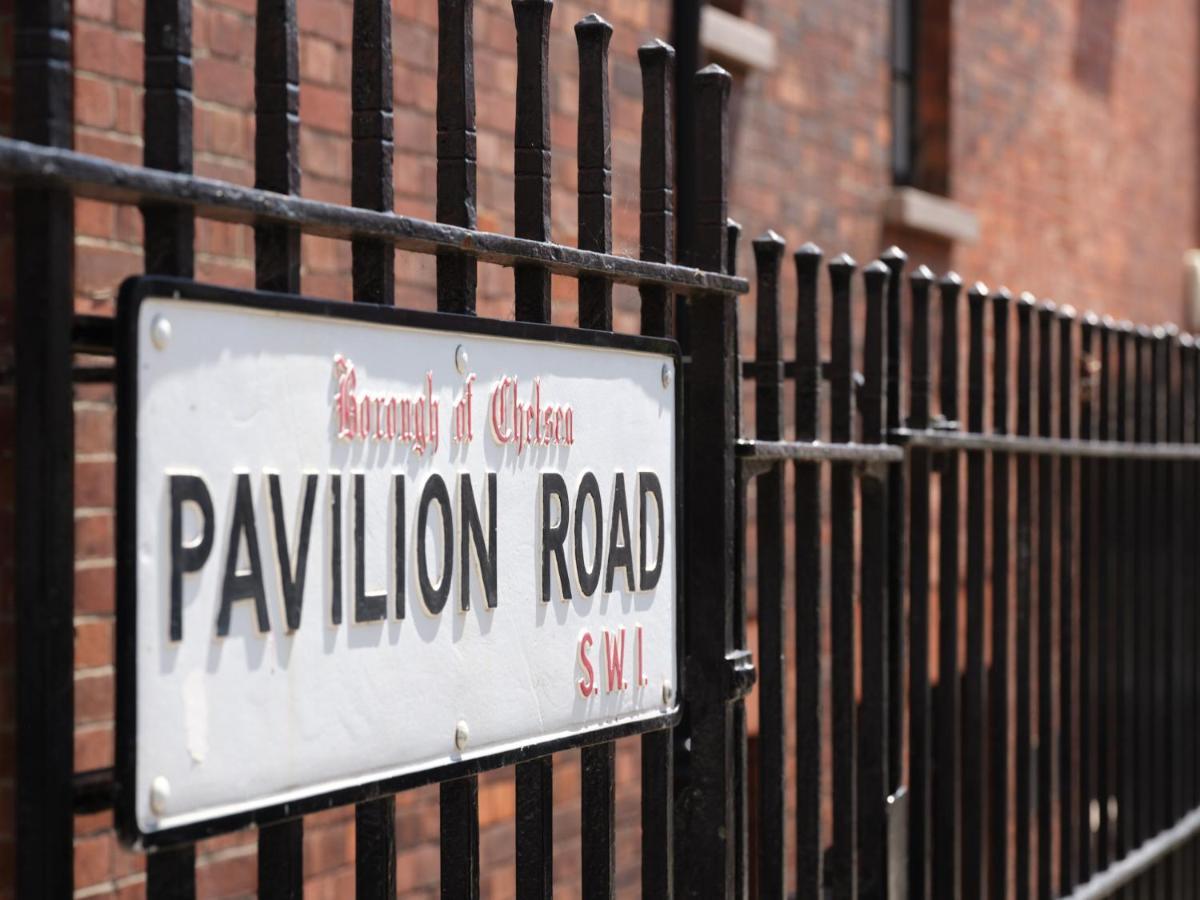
[891,0,952,195]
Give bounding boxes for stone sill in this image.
[700,6,777,72]
[885,186,980,244]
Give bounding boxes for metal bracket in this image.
[724,648,757,702]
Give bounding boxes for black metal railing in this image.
[741,246,1200,899]
[4,1,753,898]
[7,0,1200,898]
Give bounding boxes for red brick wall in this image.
[1,0,1199,896]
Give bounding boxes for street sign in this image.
[115,278,680,846]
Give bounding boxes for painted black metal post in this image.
[254,0,304,892]
[576,15,617,899]
[436,1,482,896]
[933,272,962,900]
[638,40,676,340]
[962,282,988,895]
[512,0,553,322]
[14,0,76,896]
[828,252,859,900]
[638,38,676,900]
[881,245,908,793]
[989,288,1013,900]
[1058,305,1076,893]
[753,231,787,899]
[510,3,555,896]
[860,260,891,900]
[436,0,479,314]
[729,217,752,900]
[143,1,198,893]
[1015,292,1035,900]
[577,14,613,331]
[1096,317,1115,871]
[1116,322,1135,868]
[908,265,935,900]
[1151,327,1171,899]
[1077,312,1098,884]
[675,62,740,900]
[796,243,826,900]
[350,0,398,893]
[1096,315,1114,872]
[1035,299,1056,900]
[254,0,301,295]
[1133,325,1151,886]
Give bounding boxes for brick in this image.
[74,723,114,770]
[194,845,256,897]
[75,75,117,131]
[74,21,142,83]
[74,617,114,669]
[75,0,114,22]
[76,458,116,510]
[75,670,114,725]
[75,513,115,563]
[75,565,115,617]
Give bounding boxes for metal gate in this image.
[5,0,1200,898]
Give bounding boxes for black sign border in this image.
[115,276,684,849]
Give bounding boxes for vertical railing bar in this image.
[988,288,1013,900]
[828,252,859,900]
[1133,325,1151,889]
[1098,317,1117,873]
[1164,327,1179,895]
[439,779,479,900]
[143,0,197,892]
[1116,321,1135,869]
[143,0,196,280]
[1190,336,1200,896]
[962,282,988,896]
[1015,292,1036,900]
[575,16,616,899]
[1152,326,1172,896]
[511,3,555,894]
[753,232,787,900]
[674,61,738,900]
[350,0,397,892]
[1169,328,1190,897]
[511,0,553,323]
[1077,312,1098,885]
[859,260,891,899]
[254,1,304,889]
[576,14,613,331]
[1035,299,1056,900]
[637,40,675,340]
[907,265,935,900]
[933,271,963,900]
[795,244,826,900]
[436,0,479,315]
[881,246,908,794]
[350,0,395,305]
[1058,304,1077,892]
[727,218,751,900]
[14,0,75,895]
[637,37,675,900]
[436,3,481,893]
[1187,335,1200,896]
[254,0,301,294]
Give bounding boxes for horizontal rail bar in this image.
[893,428,1200,460]
[737,439,904,464]
[0,137,748,297]
[1064,805,1200,900]
[73,768,115,814]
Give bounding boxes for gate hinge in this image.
[724,648,756,702]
